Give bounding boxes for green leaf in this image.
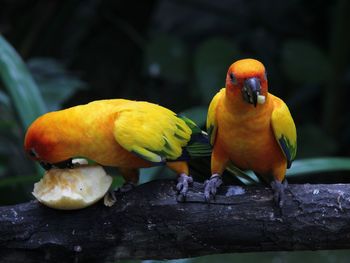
[110,175,125,189]
[226,165,259,185]
[281,40,331,84]
[0,174,41,188]
[0,163,6,177]
[0,35,47,129]
[168,250,350,263]
[0,93,16,130]
[139,166,169,184]
[180,106,208,128]
[194,38,241,103]
[0,90,10,107]
[297,124,338,158]
[287,157,350,177]
[28,58,87,111]
[144,35,188,82]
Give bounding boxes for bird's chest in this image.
[217,107,276,170]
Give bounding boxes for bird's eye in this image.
[29,148,38,158]
[230,72,237,84]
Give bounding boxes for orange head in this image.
[225,58,268,107]
[24,113,73,170]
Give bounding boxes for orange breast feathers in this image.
[215,92,286,177]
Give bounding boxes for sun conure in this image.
[24,99,211,197]
[204,58,297,206]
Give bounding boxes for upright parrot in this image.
[205,58,296,206]
[24,99,211,197]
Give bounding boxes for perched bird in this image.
[24,99,211,197]
[205,58,296,206]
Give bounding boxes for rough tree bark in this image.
[0,180,350,263]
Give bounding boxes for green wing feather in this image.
[179,116,212,158]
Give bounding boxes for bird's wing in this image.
[271,96,297,168]
[206,88,225,145]
[113,101,192,163]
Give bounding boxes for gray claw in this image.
[204,174,223,201]
[270,179,288,207]
[176,174,193,197]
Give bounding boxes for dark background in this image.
[1,0,350,199]
[0,0,350,261]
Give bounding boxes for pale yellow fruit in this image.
[32,165,112,210]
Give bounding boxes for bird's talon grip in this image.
[176,174,193,198]
[204,174,223,202]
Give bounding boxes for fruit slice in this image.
[33,165,112,210]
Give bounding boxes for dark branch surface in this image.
[1,180,350,263]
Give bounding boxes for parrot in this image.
[204,58,297,207]
[24,99,211,198]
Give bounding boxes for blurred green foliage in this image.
[0,0,350,262]
[282,39,331,85]
[0,35,46,128]
[145,34,189,83]
[194,38,241,103]
[28,58,87,111]
[145,250,350,263]
[0,35,87,204]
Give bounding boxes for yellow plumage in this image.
[271,95,297,167]
[206,88,224,146]
[24,99,210,191]
[113,101,192,162]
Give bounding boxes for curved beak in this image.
[242,77,261,107]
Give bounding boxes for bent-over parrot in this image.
[24,99,211,198]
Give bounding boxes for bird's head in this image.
[225,58,268,107]
[24,114,72,170]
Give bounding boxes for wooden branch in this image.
[1,180,350,263]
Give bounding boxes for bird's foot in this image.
[204,174,223,201]
[270,179,288,208]
[103,182,136,207]
[176,173,193,202]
